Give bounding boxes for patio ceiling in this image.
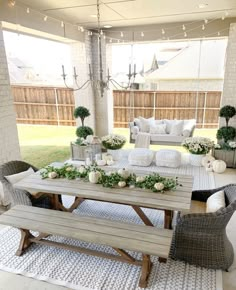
[12,0,236,28]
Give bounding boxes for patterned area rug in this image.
[0,197,222,290]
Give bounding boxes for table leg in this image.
[16,229,34,256]
[139,254,152,288]
[164,210,173,229]
[68,197,84,212]
[132,205,154,226]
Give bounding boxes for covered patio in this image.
[0,0,236,289]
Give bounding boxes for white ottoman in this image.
[156,149,181,168]
[128,148,154,167]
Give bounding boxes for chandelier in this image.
[61,0,137,97]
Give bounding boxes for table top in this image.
[14,167,193,213]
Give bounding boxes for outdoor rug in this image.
[0,197,222,290]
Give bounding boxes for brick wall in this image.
[221,23,236,128]
[0,27,21,165]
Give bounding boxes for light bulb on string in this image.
[80,27,84,32]
[184,32,187,37]
[202,24,205,30]
[61,21,64,27]
[204,19,208,24]
[141,31,144,37]
[26,7,30,13]
[218,31,221,36]
[161,28,165,34]
[44,15,48,21]
[109,38,112,43]
[182,24,186,31]
[120,31,124,37]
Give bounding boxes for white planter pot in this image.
[189,154,205,167]
[107,149,122,161]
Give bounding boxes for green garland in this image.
[40,164,181,193]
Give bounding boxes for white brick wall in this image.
[0,28,21,165]
[221,23,236,128]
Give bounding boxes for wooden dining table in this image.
[13,165,193,229]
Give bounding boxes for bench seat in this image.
[0,205,173,288]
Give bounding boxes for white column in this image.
[0,26,21,165]
[221,23,236,128]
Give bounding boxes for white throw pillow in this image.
[170,120,184,136]
[163,119,176,134]
[134,118,141,129]
[5,167,34,185]
[150,124,166,134]
[206,190,226,213]
[155,120,163,125]
[182,119,196,137]
[138,117,155,132]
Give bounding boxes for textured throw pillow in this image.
[163,119,176,134]
[138,117,155,132]
[150,124,166,134]
[170,120,184,136]
[206,190,226,213]
[155,120,163,125]
[134,118,141,129]
[182,119,196,137]
[5,167,34,185]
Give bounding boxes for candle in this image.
[62,65,65,75]
[129,64,131,75]
[134,64,136,75]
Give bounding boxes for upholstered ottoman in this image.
[128,148,154,167]
[156,149,181,168]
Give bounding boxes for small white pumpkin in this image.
[89,171,101,184]
[136,176,145,183]
[118,181,126,188]
[48,172,57,179]
[97,159,106,166]
[212,160,226,173]
[106,160,114,166]
[118,168,130,179]
[78,166,86,174]
[154,182,165,191]
[86,135,94,144]
[66,166,73,172]
[201,155,215,167]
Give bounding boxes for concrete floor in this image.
[0,169,235,290]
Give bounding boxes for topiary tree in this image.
[216,126,236,143]
[219,105,236,127]
[76,126,94,139]
[74,106,90,126]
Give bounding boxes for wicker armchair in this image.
[170,184,236,270]
[0,160,52,209]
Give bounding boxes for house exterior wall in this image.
[0,27,21,165]
[221,23,236,128]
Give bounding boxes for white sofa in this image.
[129,117,196,146]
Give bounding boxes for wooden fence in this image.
[12,86,75,126]
[113,90,222,128]
[12,86,222,128]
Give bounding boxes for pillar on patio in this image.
[220,23,236,128]
[0,26,21,165]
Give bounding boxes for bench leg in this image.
[158,257,167,263]
[16,229,33,256]
[164,210,173,229]
[139,254,152,288]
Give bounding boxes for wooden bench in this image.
[0,205,173,288]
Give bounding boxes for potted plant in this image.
[182,137,214,166]
[71,106,101,160]
[213,105,236,167]
[101,134,126,160]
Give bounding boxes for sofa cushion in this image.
[163,119,176,134]
[156,149,181,168]
[138,117,155,132]
[149,123,166,134]
[131,126,139,135]
[182,119,196,137]
[170,120,184,136]
[150,134,185,143]
[134,118,141,129]
[128,148,154,167]
[206,190,226,213]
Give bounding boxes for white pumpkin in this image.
[97,159,106,166]
[66,166,73,172]
[78,166,86,174]
[154,182,165,191]
[89,171,101,183]
[201,155,215,167]
[106,160,114,166]
[48,172,57,179]
[118,168,130,179]
[86,135,94,144]
[136,176,145,183]
[212,160,226,173]
[118,181,126,188]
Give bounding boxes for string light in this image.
[204,19,208,24]
[218,31,221,36]
[221,15,225,20]
[161,28,165,34]
[61,21,64,27]
[141,31,144,37]
[26,7,30,13]
[120,31,124,37]
[80,26,84,32]
[184,32,187,37]
[44,15,48,21]
[100,29,103,35]
[109,38,112,43]
[202,24,205,30]
[182,24,186,30]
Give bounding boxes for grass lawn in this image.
[17,124,217,168]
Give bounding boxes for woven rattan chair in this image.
[171,184,236,270]
[0,160,52,209]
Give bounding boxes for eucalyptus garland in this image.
[40,164,181,193]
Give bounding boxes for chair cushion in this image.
[170,120,184,136]
[206,190,226,213]
[128,148,154,167]
[156,149,181,168]
[181,200,206,216]
[149,124,166,134]
[5,167,34,184]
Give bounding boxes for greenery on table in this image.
[101,134,126,150]
[40,164,181,193]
